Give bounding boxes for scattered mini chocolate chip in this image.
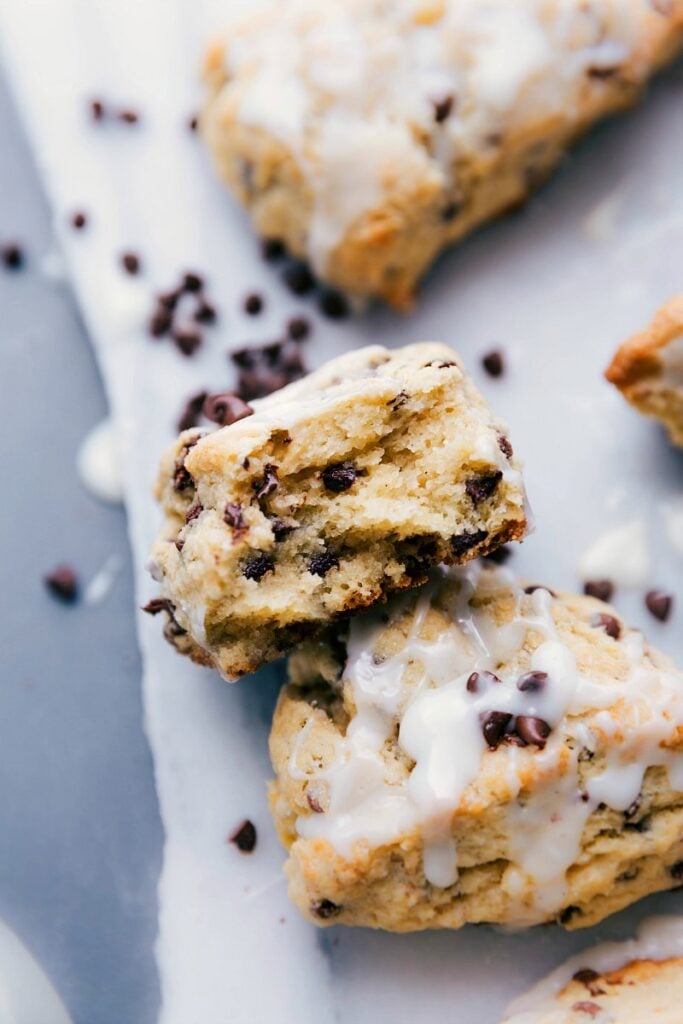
[90,99,105,121]
[71,211,88,230]
[44,565,79,603]
[465,471,502,504]
[185,503,203,524]
[482,545,511,565]
[570,1003,602,1018]
[1,242,23,269]
[515,715,551,748]
[450,530,488,558]
[287,316,311,341]
[559,905,581,925]
[229,819,257,853]
[433,93,454,123]
[583,579,614,602]
[318,288,349,320]
[142,597,175,616]
[270,517,296,541]
[244,292,264,315]
[311,899,341,920]
[231,340,306,400]
[194,300,217,325]
[183,271,203,293]
[203,392,254,427]
[159,289,180,311]
[172,438,199,492]
[224,502,247,537]
[283,260,315,296]
[243,554,274,582]
[497,435,513,459]
[188,114,198,132]
[261,237,285,262]
[118,108,140,124]
[670,860,683,880]
[321,462,358,493]
[253,463,279,501]
[517,671,548,694]
[591,612,621,640]
[482,349,505,378]
[177,390,208,432]
[466,670,500,694]
[389,390,409,411]
[441,201,460,222]
[121,251,140,275]
[480,710,512,750]
[645,588,673,622]
[172,329,203,357]
[309,550,340,577]
[149,306,173,338]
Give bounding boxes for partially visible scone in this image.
[606,296,683,447]
[269,563,683,931]
[149,343,527,680]
[202,0,683,308]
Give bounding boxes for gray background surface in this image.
[0,75,161,1022]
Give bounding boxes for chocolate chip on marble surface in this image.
[188,114,199,132]
[287,316,311,341]
[142,597,175,615]
[517,671,548,693]
[318,288,350,320]
[309,550,340,577]
[194,300,217,325]
[515,715,551,748]
[450,530,488,558]
[590,612,621,639]
[1,242,24,269]
[182,271,203,293]
[480,710,512,749]
[177,390,208,432]
[118,108,140,124]
[70,210,88,230]
[311,899,341,919]
[229,819,257,853]
[44,565,79,603]
[203,392,254,427]
[465,472,502,504]
[243,292,264,316]
[261,237,285,262]
[120,251,141,275]
[583,579,614,602]
[253,464,279,501]
[242,554,274,582]
[433,93,454,123]
[231,339,306,400]
[481,349,505,378]
[149,306,173,338]
[224,502,247,536]
[172,328,203,358]
[645,588,673,622]
[321,462,358,493]
[466,671,500,694]
[89,99,105,121]
[283,260,315,296]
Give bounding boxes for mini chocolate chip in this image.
[441,201,460,222]
[287,316,311,341]
[188,114,199,132]
[253,463,279,501]
[262,237,285,262]
[174,539,185,552]
[321,462,358,493]
[224,502,247,536]
[389,390,409,411]
[149,307,173,338]
[311,899,341,919]
[645,588,673,622]
[482,545,511,565]
[517,671,548,693]
[182,271,203,293]
[465,472,502,504]
[231,340,307,400]
[44,566,79,603]
[229,819,257,853]
[177,390,208,432]
[121,251,140,275]
[203,392,254,427]
[318,288,350,320]
[450,530,488,558]
[584,579,614,602]
[270,517,296,541]
[588,65,619,78]
[670,860,683,880]
[1,242,23,269]
[515,715,551,748]
[591,612,621,639]
[173,463,193,492]
[172,329,203,357]
[244,292,264,315]
[185,503,203,524]
[480,710,512,750]
[309,550,340,577]
[90,99,105,121]
[307,791,324,813]
[433,94,454,123]
[194,300,217,325]
[142,597,175,616]
[571,1003,602,1018]
[482,349,505,378]
[559,905,581,925]
[118,108,140,124]
[158,289,180,311]
[624,798,640,819]
[524,584,557,596]
[497,436,513,459]
[283,261,315,296]
[71,210,88,230]
[466,670,500,693]
[243,554,274,582]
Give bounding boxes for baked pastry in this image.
[202,0,683,309]
[502,916,683,1022]
[149,343,527,680]
[268,562,683,930]
[606,296,683,447]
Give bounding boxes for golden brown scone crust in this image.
[606,296,683,447]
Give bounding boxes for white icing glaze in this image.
[77,418,124,505]
[220,0,650,273]
[578,519,650,588]
[0,918,72,1024]
[503,915,683,1020]
[293,563,683,908]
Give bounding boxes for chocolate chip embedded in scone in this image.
[150,342,528,680]
[269,563,683,933]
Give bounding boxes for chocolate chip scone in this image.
[202,0,683,309]
[269,562,683,931]
[150,343,527,680]
[606,296,683,448]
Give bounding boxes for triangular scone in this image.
[269,563,683,930]
[202,0,683,308]
[606,296,683,448]
[150,344,527,680]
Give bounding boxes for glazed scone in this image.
[150,343,527,680]
[269,562,683,931]
[503,916,683,1022]
[202,0,683,308]
[606,296,683,447]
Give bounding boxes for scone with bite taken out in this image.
[269,562,683,931]
[149,343,527,680]
[202,0,683,308]
[606,296,683,447]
